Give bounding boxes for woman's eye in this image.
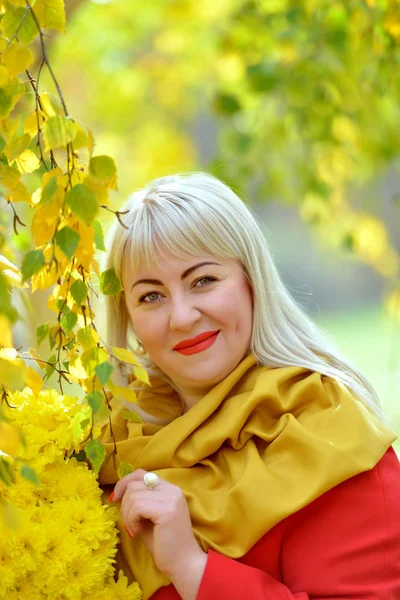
[193,276,217,288]
[139,292,162,304]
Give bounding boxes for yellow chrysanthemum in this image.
[0,386,142,599]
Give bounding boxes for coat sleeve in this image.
[195,447,400,600]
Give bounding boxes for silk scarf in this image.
[98,354,396,599]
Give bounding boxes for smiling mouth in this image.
[173,331,220,355]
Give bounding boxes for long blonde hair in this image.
[102,171,384,421]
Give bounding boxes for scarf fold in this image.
[98,354,396,600]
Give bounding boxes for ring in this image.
[144,472,160,489]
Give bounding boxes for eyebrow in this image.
[131,261,222,291]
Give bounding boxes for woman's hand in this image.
[110,469,208,586]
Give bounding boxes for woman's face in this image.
[122,248,253,406]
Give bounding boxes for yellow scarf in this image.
[98,354,396,600]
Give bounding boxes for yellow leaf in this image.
[15,149,40,173]
[0,348,25,389]
[44,116,78,151]
[0,254,19,273]
[25,365,43,394]
[91,258,101,277]
[27,347,47,368]
[31,262,60,292]
[133,365,150,385]
[4,132,31,162]
[24,111,45,137]
[0,163,20,191]
[31,188,42,205]
[49,324,73,349]
[0,315,13,347]
[3,268,25,288]
[31,203,61,246]
[77,325,100,351]
[1,43,34,77]
[0,421,21,456]
[33,0,66,32]
[39,91,64,117]
[42,167,64,187]
[81,346,108,377]
[74,221,95,270]
[117,460,134,479]
[69,355,88,381]
[111,347,141,366]
[11,180,31,203]
[0,65,9,86]
[115,386,138,404]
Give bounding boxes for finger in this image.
[112,469,162,501]
[125,498,165,535]
[120,488,165,530]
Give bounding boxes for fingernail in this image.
[124,525,134,539]
[109,492,115,502]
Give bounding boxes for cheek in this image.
[131,310,165,349]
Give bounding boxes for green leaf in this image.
[1,8,38,45]
[117,461,134,479]
[60,311,77,334]
[70,279,88,306]
[21,249,45,282]
[99,267,123,296]
[65,339,75,351]
[213,93,241,115]
[72,449,86,462]
[0,88,13,119]
[40,175,58,205]
[80,418,90,430]
[71,408,90,443]
[55,226,80,259]
[66,184,98,225]
[89,155,117,185]
[0,273,18,323]
[86,390,104,414]
[93,219,106,251]
[36,323,49,345]
[43,116,77,151]
[122,409,143,424]
[95,361,113,385]
[0,457,14,486]
[85,439,106,474]
[20,465,40,486]
[45,354,56,379]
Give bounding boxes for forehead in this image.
[122,246,234,283]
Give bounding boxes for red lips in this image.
[173,330,220,350]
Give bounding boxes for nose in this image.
[169,296,201,332]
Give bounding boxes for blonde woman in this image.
[99,172,400,600]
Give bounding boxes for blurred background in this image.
[22,0,399,442]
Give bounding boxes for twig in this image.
[8,201,26,235]
[100,205,130,229]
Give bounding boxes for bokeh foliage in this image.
[50,0,400,316]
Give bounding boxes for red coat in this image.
[151,447,400,600]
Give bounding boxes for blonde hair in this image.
[102,171,385,422]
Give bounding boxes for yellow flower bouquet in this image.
[0,387,141,600]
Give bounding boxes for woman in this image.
[98,172,400,600]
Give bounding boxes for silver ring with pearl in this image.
[144,472,160,489]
